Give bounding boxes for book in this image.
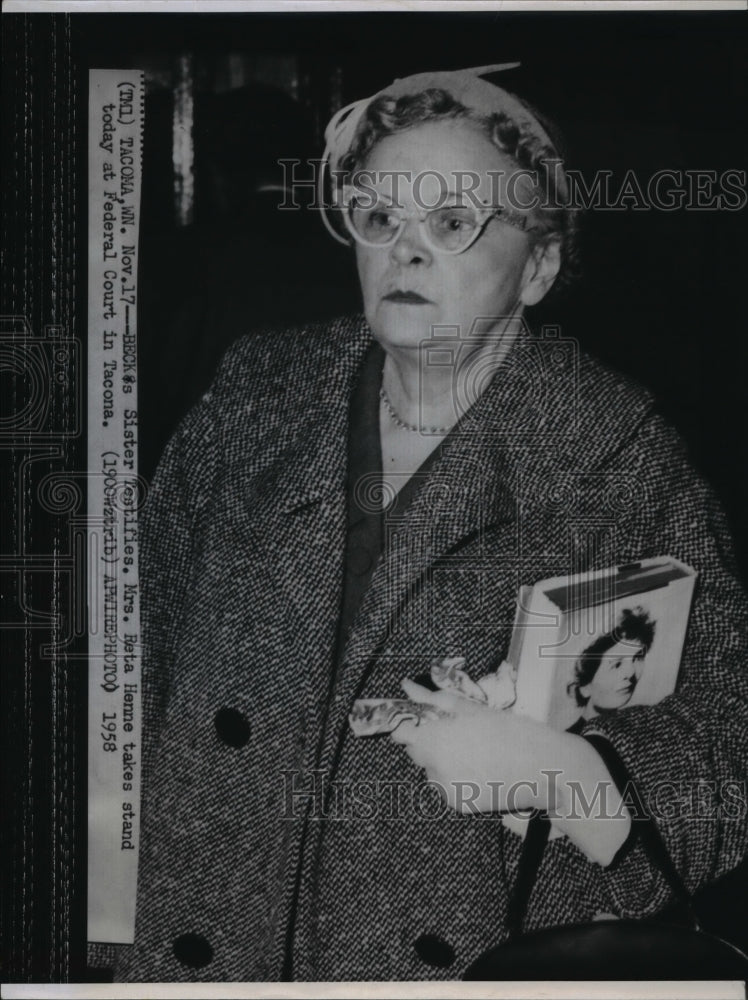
[510,557,697,731]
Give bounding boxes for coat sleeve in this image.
[138,386,220,782]
[86,378,220,974]
[580,410,748,917]
[88,330,279,972]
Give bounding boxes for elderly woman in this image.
[111,67,748,982]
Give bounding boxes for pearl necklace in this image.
[379,385,451,435]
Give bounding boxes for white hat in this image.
[323,63,561,173]
[319,64,566,244]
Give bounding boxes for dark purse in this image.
[464,734,748,980]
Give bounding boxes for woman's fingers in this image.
[430,657,488,702]
[401,677,440,704]
[390,723,437,772]
[401,677,465,712]
[478,660,518,709]
[389,717,419,744]
[403,743,434,770]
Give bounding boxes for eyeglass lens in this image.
[349,203,483,252]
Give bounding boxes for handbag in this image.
[464,734,748,980]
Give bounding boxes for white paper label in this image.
[87,69,144,945]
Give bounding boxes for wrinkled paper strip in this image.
[349,698,454,737]
[87,69,144,944]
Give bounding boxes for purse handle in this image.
[506,732,699,939]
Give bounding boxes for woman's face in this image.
[580,639,647,712]
[353,119,557,354]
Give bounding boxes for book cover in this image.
[511,557,698,731]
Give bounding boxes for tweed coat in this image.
[110,313,748,982]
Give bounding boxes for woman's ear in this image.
[519,236,562,307]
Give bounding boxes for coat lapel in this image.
[215,317,374,747]
[318,324,585,768]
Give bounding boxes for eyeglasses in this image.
[341,186,538,255]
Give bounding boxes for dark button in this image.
[173,932,213,968]
[414,932,455,968]
[214,707,251,748]
[348,546,373,576]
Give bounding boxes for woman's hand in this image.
[391,678,632,864]
[390,678,572,814]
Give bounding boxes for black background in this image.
[72,12,748,563]
[2,8,747,984]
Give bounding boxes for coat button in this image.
[414,932,455,968]
[214,707,251,748]
[173,932,213,968]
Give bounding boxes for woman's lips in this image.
[383,290,432,304]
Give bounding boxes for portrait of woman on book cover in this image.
[567,606,657,725]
